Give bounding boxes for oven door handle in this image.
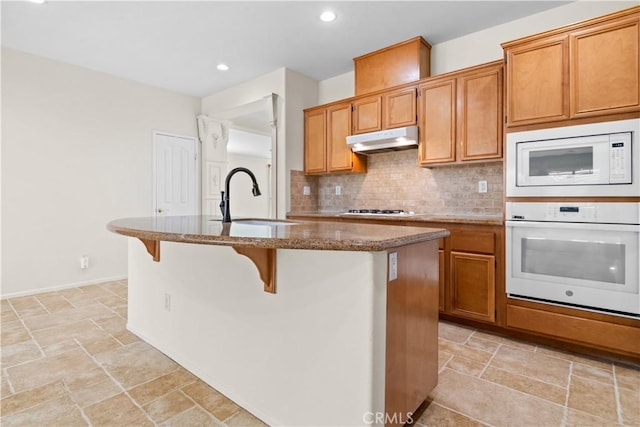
[505,220,639,233]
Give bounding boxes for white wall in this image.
[318,1,637,103]
[1,48,201,297]
[318,72,353,105]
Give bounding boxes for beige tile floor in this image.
[0,280,638,427]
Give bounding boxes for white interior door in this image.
[154,133,197,216]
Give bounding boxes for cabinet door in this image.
[304,109,326,174]
[459,64,503,161]
[383,87,417,129]
[505,35,569,126]
[353,95,382,134]
[327,103,354,172]
[450,252,495,323]
[570,15,640,118]
[419,79,456,165]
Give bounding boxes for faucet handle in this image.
[219,196,225,217]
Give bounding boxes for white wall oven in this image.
[506,119,639,197]
[506,202,640,317]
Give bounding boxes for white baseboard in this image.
[0,275,128,299]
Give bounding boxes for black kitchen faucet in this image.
[219,167,262,223]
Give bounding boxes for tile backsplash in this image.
[290,150,503,215]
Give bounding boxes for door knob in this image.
[157,208,163,213]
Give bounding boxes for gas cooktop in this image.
[340,209,416,216]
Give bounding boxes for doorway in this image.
[153,132,198,216]
[201,94,278,219]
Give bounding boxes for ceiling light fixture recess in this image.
[217,64,229,71]
[28,0,47,3]
[320,11,336,22]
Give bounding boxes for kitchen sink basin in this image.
[231,219,299,226]
[208,218,299,226]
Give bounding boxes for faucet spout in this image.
[219,167,262,223]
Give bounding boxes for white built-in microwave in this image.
[506,119,639,197]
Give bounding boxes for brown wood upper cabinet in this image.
[353,85,417,135]
[304,102,366,175]
[418,61,503,166]
[503,7,639,127]
[354,36,431,96]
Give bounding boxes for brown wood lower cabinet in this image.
[442,225,501,325]
[450,252,495,323]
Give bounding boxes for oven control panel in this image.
[546,205,597,221]
[506,202,640,224]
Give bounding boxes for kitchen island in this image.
[107,216,449,426]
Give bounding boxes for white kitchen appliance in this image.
[346,126,418,154]
[506,119,639,197]
[506,202,640,317]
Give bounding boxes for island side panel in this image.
[126,239,389,427]
[385,240,439,426]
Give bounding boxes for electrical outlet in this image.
[303,185,311,196]
[80,255,89,269]
[389,252,398,281]
[335,185,342,196]
[478,180,488,193]
[164,293,171,312]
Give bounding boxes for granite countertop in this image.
[287,211,504,226]
[107,216,449,251]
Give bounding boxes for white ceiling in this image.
[1,1,574,98]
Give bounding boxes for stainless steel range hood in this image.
[346,126,418,154]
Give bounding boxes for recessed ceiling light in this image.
[217,64,229,71]
[28,0,47,3]
[320,11,336,22]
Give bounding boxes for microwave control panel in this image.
[609,132,631,183]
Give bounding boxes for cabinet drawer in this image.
[507,304,640,356]
[450,230,495,254]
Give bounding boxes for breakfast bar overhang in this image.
[107,216,449,427]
